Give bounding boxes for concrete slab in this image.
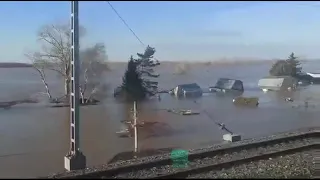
[223,133,241,142]
[64,152,86,171]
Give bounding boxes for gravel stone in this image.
[188,151,314,178]
[111,138,314,178]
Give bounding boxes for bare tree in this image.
[79,43,109,103]
[26,22,108,104]
[30,58,53,100]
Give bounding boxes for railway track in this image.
[149,144,316,179]
[111,138,316,179]
[52,128,319,179]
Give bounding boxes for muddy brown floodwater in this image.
[0,61,319,178]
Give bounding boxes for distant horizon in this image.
[2,58,319,64]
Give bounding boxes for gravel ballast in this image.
[111,138,314,178]
[187,151,315,178]
[47,127,319,179]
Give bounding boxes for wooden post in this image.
[133,101,138,155]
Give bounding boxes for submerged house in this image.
[169,83,203,97]
[293,72,313,85]
[209,78,244,93]
[305,72,320,84]
[258,76,297,91]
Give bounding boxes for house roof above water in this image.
[177,83,201,90]
[213,78,243,91]
[307,72,320,78]
[258,76,296,89]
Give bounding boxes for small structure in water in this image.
[233,96,259,107]
[169,83,203,98]
[209,78,244,94]
[258,76,297,91]
[223,133,242,142]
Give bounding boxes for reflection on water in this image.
[0,62,319,178]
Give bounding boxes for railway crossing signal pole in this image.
[64,1,86,171]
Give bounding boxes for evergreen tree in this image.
[119,46,160,101]
[285,52,301,76]
[135,46,160,96]
[121,56,147,101]
[269,52,302,76]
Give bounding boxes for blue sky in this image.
[1,1,320,62]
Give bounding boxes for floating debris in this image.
[233,97,259,107]
[167,109,200,116]
[285,97,294,102]
[180,109,200,115]
[116,129,131,138]
[120,120,131,125]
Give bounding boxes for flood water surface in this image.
[0,61,319,178]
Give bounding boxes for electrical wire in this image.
[106,1,160,62]
[193,100,234,134]
[106,1,145,47]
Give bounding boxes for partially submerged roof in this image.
[258,76,296,89]
[263,75,293,79]
[293,72,313,81]
[172,83,203,97]
[213,78,244,91]
[306,72,320,78]
[177,83,201,90]
[258,78,284,87]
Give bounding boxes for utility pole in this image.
[133,101,138,156]
[64,1,86,171]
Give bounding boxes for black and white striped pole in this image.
[64,1,86,171]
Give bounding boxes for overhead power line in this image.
[106,1,145,47]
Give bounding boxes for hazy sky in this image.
[1,1,320,62]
